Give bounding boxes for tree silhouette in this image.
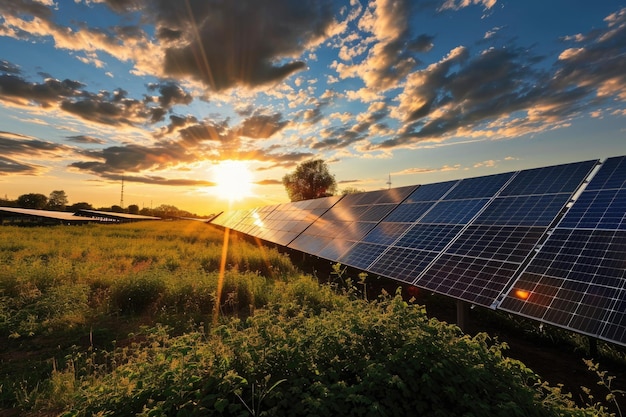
[17,193,48,209]
[282,159,337,202]
[48,190,68,211]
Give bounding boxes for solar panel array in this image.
[500,156,626,345]
[209,156,626,346]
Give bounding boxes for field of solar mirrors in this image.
[0,220,625,415]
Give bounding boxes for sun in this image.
[212,160,255,202]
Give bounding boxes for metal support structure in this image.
[456,300,470,332]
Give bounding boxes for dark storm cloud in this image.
[156,0,338,91]
[178,120,231,144]
[61,95,147,126]
[312,128,364,150]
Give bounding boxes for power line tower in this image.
[386,173,392,189]
[120,176,125,209]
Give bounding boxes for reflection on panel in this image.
[288,185,418,260]
[500,156,626,346]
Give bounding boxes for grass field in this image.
[0,221,622,416]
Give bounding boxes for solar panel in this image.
[413,160,598,308]
[288,186,417,259]
[208,155,626,346]
[360,173,514,284]
[500,156,626,345]
[337,181,459,270]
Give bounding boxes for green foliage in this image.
[37,294,612,417]
[0,222,619,416]
[282,159,337,201]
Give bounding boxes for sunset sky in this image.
[1,0,625,216]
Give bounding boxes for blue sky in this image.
[0,0,625,215]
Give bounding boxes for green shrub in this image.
[47,293,608,417]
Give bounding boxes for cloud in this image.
[70,141,197,174]
[238,113,289,139]
[439,0,498,12]
[0,66,195,127]
[90,172,217,187]
[392,164,462,176]
[255,179,282,186]
[158,0,339,91]
[0,131,74,175]
[0,156,40,175]
[333,0,420,94]
[377,8,626,150]
[66,135,107,144]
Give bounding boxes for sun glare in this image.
[212,160,254,202]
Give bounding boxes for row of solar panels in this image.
[209,155,626,347]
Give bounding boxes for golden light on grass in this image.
[212,160,255,202]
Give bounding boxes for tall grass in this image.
[0,221,297,339]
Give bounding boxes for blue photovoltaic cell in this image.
[558,189,626,230]
[404,181,458,203]
[443,172,513,200]
[499,160,598,196]
[383,202,435,223]
[471,194,573,227]
[363,222,413,246]
[419,199,489,225]
[499,229,626,344]
[368,247,438,284]
[417,255,521,307]
[360,204,398,222]
[395,224,463,252]
[340,242,389,270]
[585,156,626,191]
[375,185,420,203]
[500,156,626,346]
[318,238,357,262]
[443,226,545,264]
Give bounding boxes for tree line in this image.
[0,190,208,219]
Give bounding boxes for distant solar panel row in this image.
[209,156,626,347]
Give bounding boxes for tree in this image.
[282,159,337,202]
[68,202,93,212]
[47,190,68,211]
[127,204,139,215]
[17,193,48,209]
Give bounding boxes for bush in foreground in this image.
[48,291,603,417]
